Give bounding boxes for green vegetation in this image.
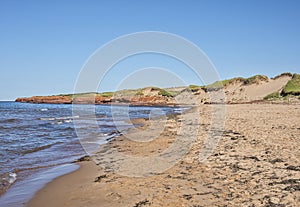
[188,84,202,92]
[283,95,291,100]
[50,74,274,99]
[56,94,73,97]
[99,92,115,97]
[282,74,300,96]
[221,77,245,86]
[158,88,174,97]
[263,73,300,100]
[205,81,224,90]
[58,91,116,98]
[137,87,176,97]
[201,75,269,91]
[263,92,281,100]
[204,77,245,91]
[135,91,144,96]
[56,92,100,97]
[169,91,181,96]
[150,87,161,91]
[273,72,293,79]
[280,72,293,76]
[66,92,102,98]
[42,73,300,102]
[114,89,138,96]
[167,91,180,97]
[243,75,268,85]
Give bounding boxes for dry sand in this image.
[28,104,300,207]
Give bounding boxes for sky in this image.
[1,0,300,100]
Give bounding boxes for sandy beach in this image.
[2,0,300,206]
[26,103,299,207]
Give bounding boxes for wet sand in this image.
[28,104,300,207]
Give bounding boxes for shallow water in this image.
[0,101,182,205]
[0,164,79,207]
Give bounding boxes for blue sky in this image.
[1,0,300,100]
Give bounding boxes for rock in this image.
[284,185,300,192]
[133,199,151,207]
[94,174,107,182]
[183,194,192,200]
[286,165,300,171]
[73,155,91,162]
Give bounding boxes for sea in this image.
[0,101,183,206]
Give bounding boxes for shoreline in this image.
[0,163,79,207]
[0,103,184,206]
[26,161,100,207]
[27,103,300,206]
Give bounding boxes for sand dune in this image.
[224,74,292,102]
[16,73,299,105]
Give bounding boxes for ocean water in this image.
[0,101,182,206]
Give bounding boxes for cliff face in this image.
[16,96,72,104]
[15,73,300,105]
[15,93,175,106]
[72,94,173,106]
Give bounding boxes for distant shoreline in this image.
[15,73,300,105]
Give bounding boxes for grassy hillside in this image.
[264,73,300,100]
[200,75,268,91]
[282,74,300,95]
[263,92,281,100]
[25,73,299,103]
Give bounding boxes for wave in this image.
[0,172,17,195]
[6,173,17,184]
[0,118,19,124]
[40,115,79,121]
[21,143,59,155]
[40,117,55,121]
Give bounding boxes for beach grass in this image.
[282,74,300,95]
[243,75,268,85]
[188,84,204,92]
[204,77,245,90]
[264,91,281,100]
[135,91,144,96]
[158,88,175,97]
[99,92,115,97]
[57,92,100,98]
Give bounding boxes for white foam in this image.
[2,172,17,185]
[40,116,79,121]
[7,173,17,184]
[40,117,55,121]
[56,116,79,120]
[40,108,48,111]
[64,119,72,123]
